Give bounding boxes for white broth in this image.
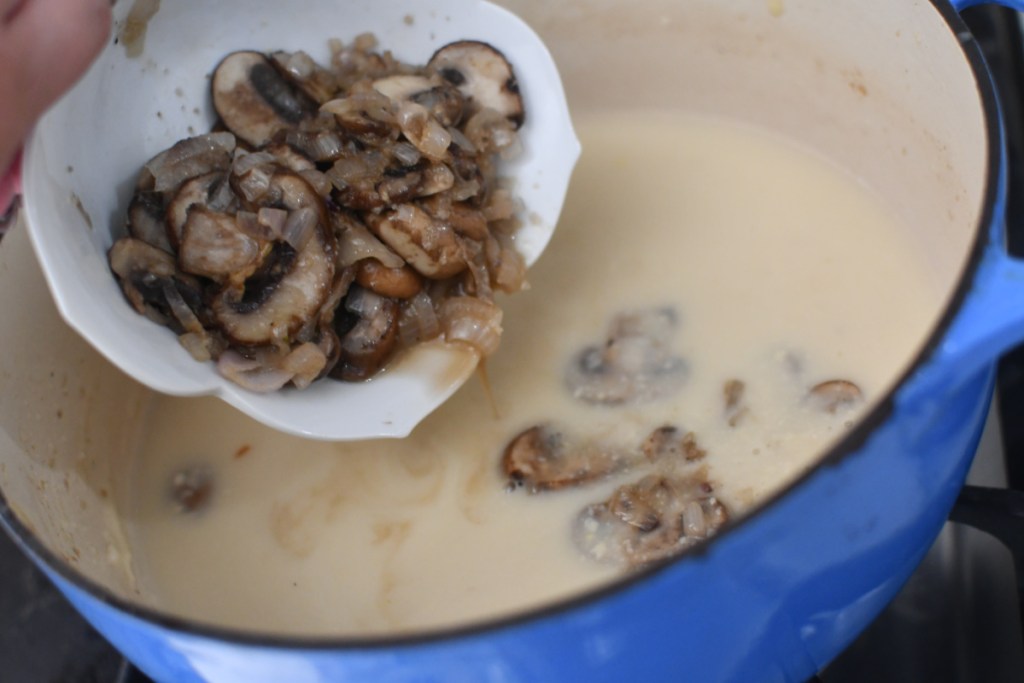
[121,111,941,635]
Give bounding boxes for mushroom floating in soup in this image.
[109,35,529,392]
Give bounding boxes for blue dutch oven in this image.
[4,0,1024,681]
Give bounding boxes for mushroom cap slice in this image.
[212,173,337,346]
[178,208,263,283]
[127,190,172,253]
[166,171,235,248]
[212,51,315,147]
[428,41,524,128]
[331,286,400,382]
[369,203,466,279]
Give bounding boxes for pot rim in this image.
[0,0,1003,651]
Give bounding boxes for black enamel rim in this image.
[0,0,1004,653]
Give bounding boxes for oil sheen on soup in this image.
[121,111,941,635]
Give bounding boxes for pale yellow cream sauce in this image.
[122,111,942,635]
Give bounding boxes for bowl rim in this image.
[0,0,1003,652]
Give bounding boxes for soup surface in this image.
[122,111,941,635]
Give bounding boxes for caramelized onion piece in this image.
[439,296,502,356]
[144,132,236,194]
[335,213,405,269]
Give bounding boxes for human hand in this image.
[0,0,112,178]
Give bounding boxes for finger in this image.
[1,0,26,24]
[0,0,111,170]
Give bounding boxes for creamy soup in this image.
[121,111,941,635]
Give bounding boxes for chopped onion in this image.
[419,164,455,196]
[397,291,440,347]
[232,156,276,204]
[336,215,405,269]
[235,211,271,242]
[274,50,315,81]
[162,280,203,334]
[483,188,516,222]
[299,169,332,198]
[282,342,328,389]
[391,141,422,166]
[231,150,276,177]
[447,127,477,154]
[397,102,451,160]
[257,207,288,238]
[486,234,527,293]
[459,237,493,301]
[178,331,212,362]
[439,296,503,357]
[178,331,211,362]
[682,501,707,537]
[282,207,318,251]
[309,131,343,161]
[216,350,293,393]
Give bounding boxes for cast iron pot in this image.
[3,0,1024,681]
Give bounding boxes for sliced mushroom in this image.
[178,208,263,283]
[166,171,235,248]
[212,51,316,147]
[641,426,707,464]
[502,424,629,493]
[355,259,422,299]
[573,472,729,568]
[127,190,172,253]
[331,285,400,381]
[428,41,524,127]
[369,203,466,279]
[565,308,688,406]
[170,465,215,514]
[109,237,205,331]
[212,173,336,346]
[807,380,864,414]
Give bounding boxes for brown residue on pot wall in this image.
[843,68,870,97]
[118,0,161,59]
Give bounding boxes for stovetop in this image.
[3,5,1024,683]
